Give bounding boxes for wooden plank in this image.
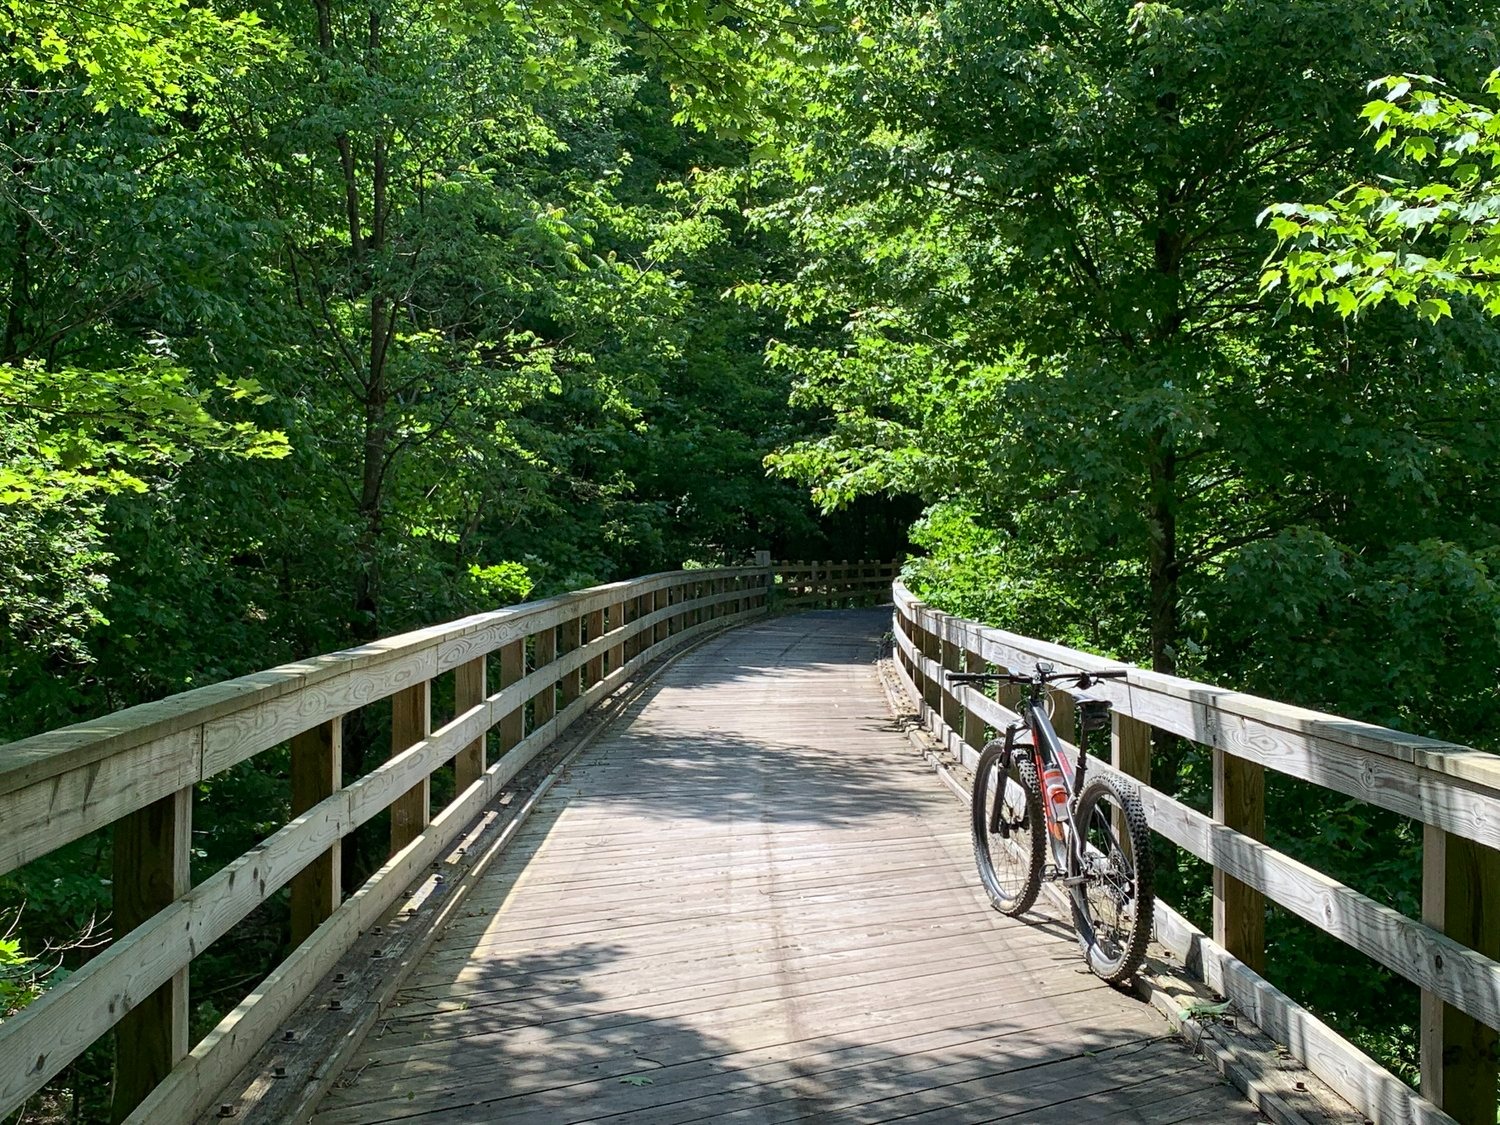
[128,713,565,1125]
[532,627,557,731]
[125,600,757,1125]
[897,584,1500,850]
[0,728,200,879]
[919,610,941,717]
[652,589,668,647]
[961,650,986,755]
[291,718,343,946]
[0,567,761,809]
[584,609,606,688]
[608,600,628,673]
[202,649,438,779]
[0,671,297,799]
[1112,711,1152,783]
[923,645,1500,1044]
[558,614,581,709]
[389,681,432,856]
[1421,825,1500,1125]
[453,656,486,792]
[497,641,524,755]
[110,787,191,1123]
[1049,686,1075,745]
[1213,749,1265,975]
[1153,901,1454,1125]
[940,634,962,736]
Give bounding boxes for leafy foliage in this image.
[1263,70,1500,320]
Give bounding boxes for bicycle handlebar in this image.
[946,666,1128,689]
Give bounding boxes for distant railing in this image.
[892,581,1500,1125]
[0,567,783,1122]
[772,557,902,607]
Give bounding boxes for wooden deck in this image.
[313,610,1261,1125]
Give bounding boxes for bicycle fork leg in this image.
[989,727,1020,836]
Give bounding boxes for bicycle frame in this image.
[999,685,1088,875]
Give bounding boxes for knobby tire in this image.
[1071,774,1154,983]
[971,742,1044,916]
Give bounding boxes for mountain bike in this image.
[947,663,1153,983]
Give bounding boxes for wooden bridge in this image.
[0,563,1496,1125]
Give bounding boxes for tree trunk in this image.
[1146,433,1178,676]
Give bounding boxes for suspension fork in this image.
[989,723,1021,836]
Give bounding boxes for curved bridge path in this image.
[313,610,1260,1125]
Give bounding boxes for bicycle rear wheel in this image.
[971,742,1044,915]
[1072,775,1154,983]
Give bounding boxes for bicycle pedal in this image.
[1042,864,1066,882]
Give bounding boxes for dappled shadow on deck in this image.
[313,610,1258,1125]
[315,939,1234,1124]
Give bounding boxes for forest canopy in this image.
[2,0,1499,1115]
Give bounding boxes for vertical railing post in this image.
[1421,826,1500,1124]
[1213,750,1266,974]
[533,626,558,731]
[653,587,668,647]
[939,624,962,740]
[390,680,432,854]
[454,655,486,791]
[961,644,986,766]
[611,597,630,669]
[996,676,1021,716]
[499,639,525,753]
[623,595,639,660]
[919,609,941,719]
[291,717,342,946]
[586,607,606,687]
[1049,688,1075,746]
[111,787,191,1122]
[1111,711,1151,783]
[559,613,581,711]
[1112,711,1152,875]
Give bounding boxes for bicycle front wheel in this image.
[1072,775,1154,983]
[971,743,1044,915]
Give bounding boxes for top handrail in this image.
[0,567,752,799]
[893,580,1500,795]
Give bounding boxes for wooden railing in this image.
[772,557,901,607]
[892,581,1500,1125]
[0,566,783,1122]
